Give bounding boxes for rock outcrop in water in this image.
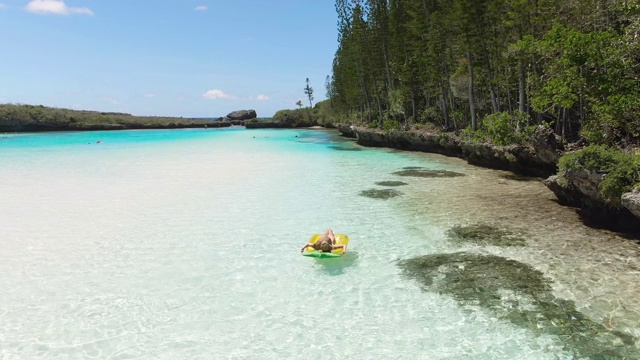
[446,224,526,247]
[359,188,403,200]
[375,181,408,187]
[543,172,640,233]
[399,252,639,359]
[226,109,257,121]
[392,168,465,178]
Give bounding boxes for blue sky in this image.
[0,1,338,117]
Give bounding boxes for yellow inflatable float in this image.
[302,234,349,258]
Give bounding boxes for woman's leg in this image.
[327,228,336,244]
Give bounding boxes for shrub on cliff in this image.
[559,145,640,201]
[313,100,339,127]
[271,108,316,127]
[459,112,537,146]
[483,112,537,146]
[383,119,401,132]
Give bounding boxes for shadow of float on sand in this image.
[314,252,360,276]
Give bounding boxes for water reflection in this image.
[314,252,359,276]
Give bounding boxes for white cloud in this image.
[144,93,155,98]
[0,4,6,10]
[195,5,207,11]
[71,7,92,15]
[26,0,93,15]
[256,94,269,101]
[104,96,120,105]
[203,89,236,100]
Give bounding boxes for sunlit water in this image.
[1,128,640,359]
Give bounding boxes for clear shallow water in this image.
[1,128,640,359]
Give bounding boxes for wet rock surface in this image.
[328,145,362,151]
[359,188,403,200]
[544,173,640,233]
[399,252,640,359]
[622,191,640,219]
[501,174,541,182]
[447,224,526,247]
[393,169,465,178]
[375,181,408,187]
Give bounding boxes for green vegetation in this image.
[460,112,538,146]
[328,0,640,147]
[559,145,640,202]
[270,108,316,127]
[304,78,314,108]
[0,104,225,132]
[269,100,339,128]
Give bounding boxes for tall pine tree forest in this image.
[329,0,640,147]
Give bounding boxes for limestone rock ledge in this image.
[337,125,560,178]
[622,191,640,219]
[543,172,640,232]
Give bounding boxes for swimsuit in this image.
[314,235,333,252]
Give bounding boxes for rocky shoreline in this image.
[337,125,562,178]
[336,124,640,235]
[543,173,640,233]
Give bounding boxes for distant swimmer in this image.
[96,140,101,144]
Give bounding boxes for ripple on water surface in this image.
[0,128,639,359]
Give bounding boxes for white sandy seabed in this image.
[0,128,639,359]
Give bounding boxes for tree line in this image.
[328,0,640,146]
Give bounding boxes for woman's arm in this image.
[333,244,347,253]
[300,243,314,253]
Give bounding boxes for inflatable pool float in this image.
[302,234,349,258]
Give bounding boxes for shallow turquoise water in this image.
[1,128,640,359]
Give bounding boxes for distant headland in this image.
[0,104,328,132]
[0,103,337,132]
[0,104,237,132]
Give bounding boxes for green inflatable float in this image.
[302,233,349,258]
